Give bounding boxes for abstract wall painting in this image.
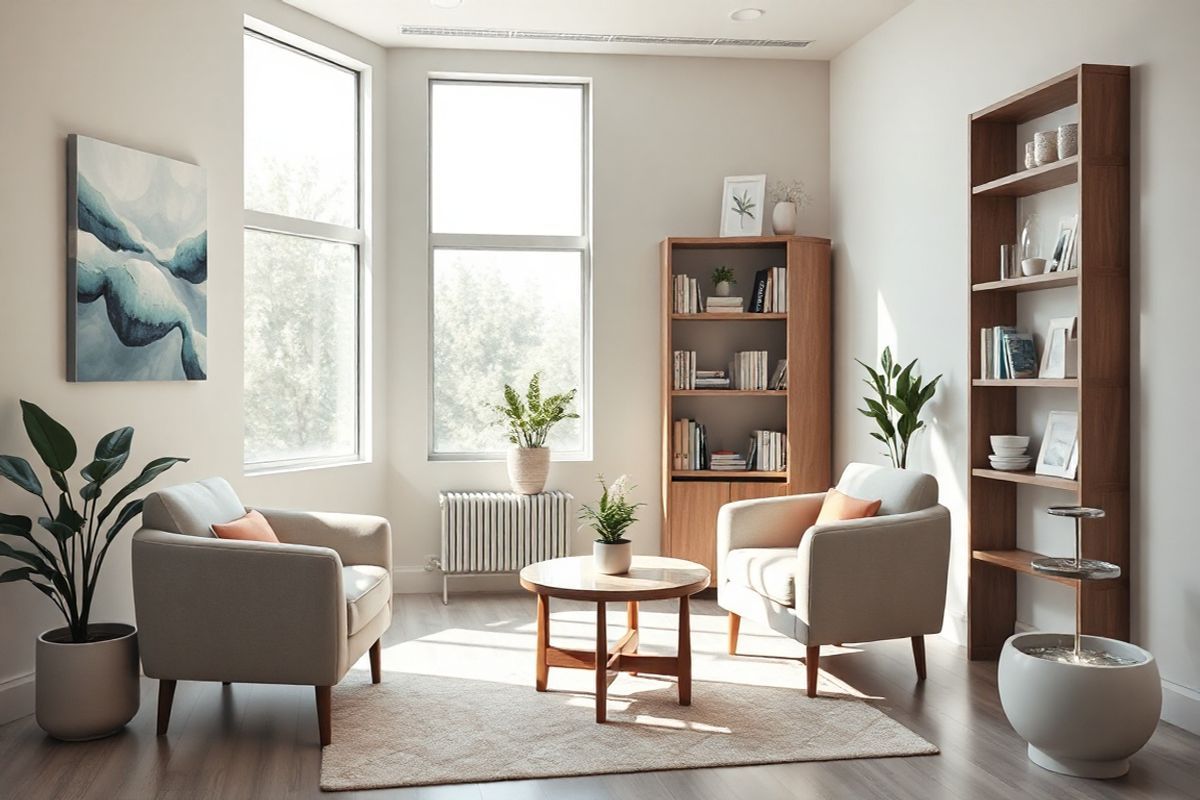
[68,135,207,381]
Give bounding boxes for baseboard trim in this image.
[0,672,35,726]
[1162,678,1200,736]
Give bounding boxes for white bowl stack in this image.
[990,435,1032,471]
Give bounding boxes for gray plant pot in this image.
[36,623,140,741]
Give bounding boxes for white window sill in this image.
[427,451,592,464]
[244,455,369,477]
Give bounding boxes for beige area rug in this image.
[320,603,937,791]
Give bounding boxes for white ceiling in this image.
[282,0,912,60]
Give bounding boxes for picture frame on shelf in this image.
[719,174,766,237]
[1040,316,1078,378]
[1035,410,1079,479]
[1049,214,1078,272]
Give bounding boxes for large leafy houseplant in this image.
[0,401,187,643]
[578,474,644,544]
[856,348,942,470]
[490,372,578,449]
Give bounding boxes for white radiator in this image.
[437,491,573,603]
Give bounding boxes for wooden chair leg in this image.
[315,686,332,747]
[912,635,927,681]
[369,639,382,684]
[805,646,820,698]
[727,612,741,655]
[156,679,177,736]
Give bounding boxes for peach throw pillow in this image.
[211,510,279,543]
[816,488,882,524]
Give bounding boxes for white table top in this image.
[519,555,710,601]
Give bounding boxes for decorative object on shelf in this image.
[1056,122,1079,159]
[988,434,1031,471]
[1021,257,1047,276]
[856,347,942,469]
[1033,130,1058,166]
[1049,214,1079,271]
[999,505,1160,779]
[719,174,766,237]
[0,400,188,740]
[711,265,736,297]
[1024,142,1036,169]
[767,179,811,235]
[490,373,578,494]
[68,135,207,382]
[1001,331,1037,378]
[1035,410,1079,479]
[579,474,644,575]
[1040,317,1078,379]
[1000,243,1018,280]
[1019,212,1041,262]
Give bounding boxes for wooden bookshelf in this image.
[661,235,831,579]
[967,64,1130,660]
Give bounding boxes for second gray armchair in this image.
[131,478,392,746]
[718,463,950,697]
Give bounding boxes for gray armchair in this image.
[131,478,392,746]
[718,463,950,697]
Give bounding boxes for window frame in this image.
[242,20,373,475]
[426,75,593,463]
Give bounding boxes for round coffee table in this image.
[519,555,710,723]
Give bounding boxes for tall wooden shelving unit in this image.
[967,65,1130,659]
[661,235,832,578]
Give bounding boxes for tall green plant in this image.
[856,348,942,469]
[578,474,644,544]
[0,401,187,642]
[490,373,579,449]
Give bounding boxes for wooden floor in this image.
[2,593,1198,800]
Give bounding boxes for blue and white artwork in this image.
[68,135,207,381]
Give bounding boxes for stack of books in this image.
[980,326,1037,379]
[709,450,747,471]
[730,351,769,389]
[706,296,744,313]
[747,430,787,471]
[748,267,787,313]
[672,350,697,389]
[672,418,707,470]
[672,274,702,314]
[694,369,730,389]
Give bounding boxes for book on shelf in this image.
[980,326,1041,379]
[1002,331,1037,379]
[706,296,745,313]
[672,274,702,314]
[709,450,747,470]
[748,267,787,313]
[672,350,697,389]
[768,359,788,390]
[747,430,787,471]
[672,418,708,470]
[729,350,770,390]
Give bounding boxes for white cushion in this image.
[724,548,796,607]
[344,565,390,636]
[836,463,938,516]
[143,477,245,538]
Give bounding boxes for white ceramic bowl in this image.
[991,435,1030,450]
[993,446,1028,458]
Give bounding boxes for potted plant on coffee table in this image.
[490,373,578,494]
[579,474,644,575]
[0,400,187,740]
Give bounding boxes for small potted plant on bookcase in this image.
[491,373,578,494]
[0,401,187,740]
[711,266,736,297]
[579,474,644,575]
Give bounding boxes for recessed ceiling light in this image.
[730,8,764,22]
[431,0,462,8]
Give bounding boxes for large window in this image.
[242,27,366,471]
[429,79,591,459]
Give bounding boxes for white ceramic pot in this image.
[714,281,732,297]
[507,446,550,494]
[1022,257,1047,276]
[36,623,140,741]
[998,632,1161,779]
[593,540,632,575]
[771,201,798,235]
[1057,123,1079,159]
[1034,131,1059,166]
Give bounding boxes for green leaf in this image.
[868,431,889,443]
[896,360,916,399]
[19,400,76,472]
[97,457,189,525]
[880,347,893,375]
[95,427,134,461]
[0,513,33,536]
[886,394,912,417]
[104,499,144,545]
[37,517,76,544]
[55,494,85,534]
[0,540,53,575]
[80,455,125,487]
[49,470,69,493]
[0,567,36,584]
[0,455,44,497]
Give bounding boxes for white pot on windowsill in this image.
[507,446,550,494]
[593,539,632,575]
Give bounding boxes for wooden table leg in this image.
[536,593,550,692]
[678,595,692,706]
[626,600,639,674]
[595,601,608,723]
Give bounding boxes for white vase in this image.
[771,201,798,235]
[506,447,550,494]
[998,632,1161,779]
[714,281,732,297]
[36,624,140,741]
[593,540,632,575]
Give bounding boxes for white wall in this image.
[0,0,388,722]
[384,48,830,592]
[830,0,1200,732]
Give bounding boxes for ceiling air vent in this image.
[397,25,812,48]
